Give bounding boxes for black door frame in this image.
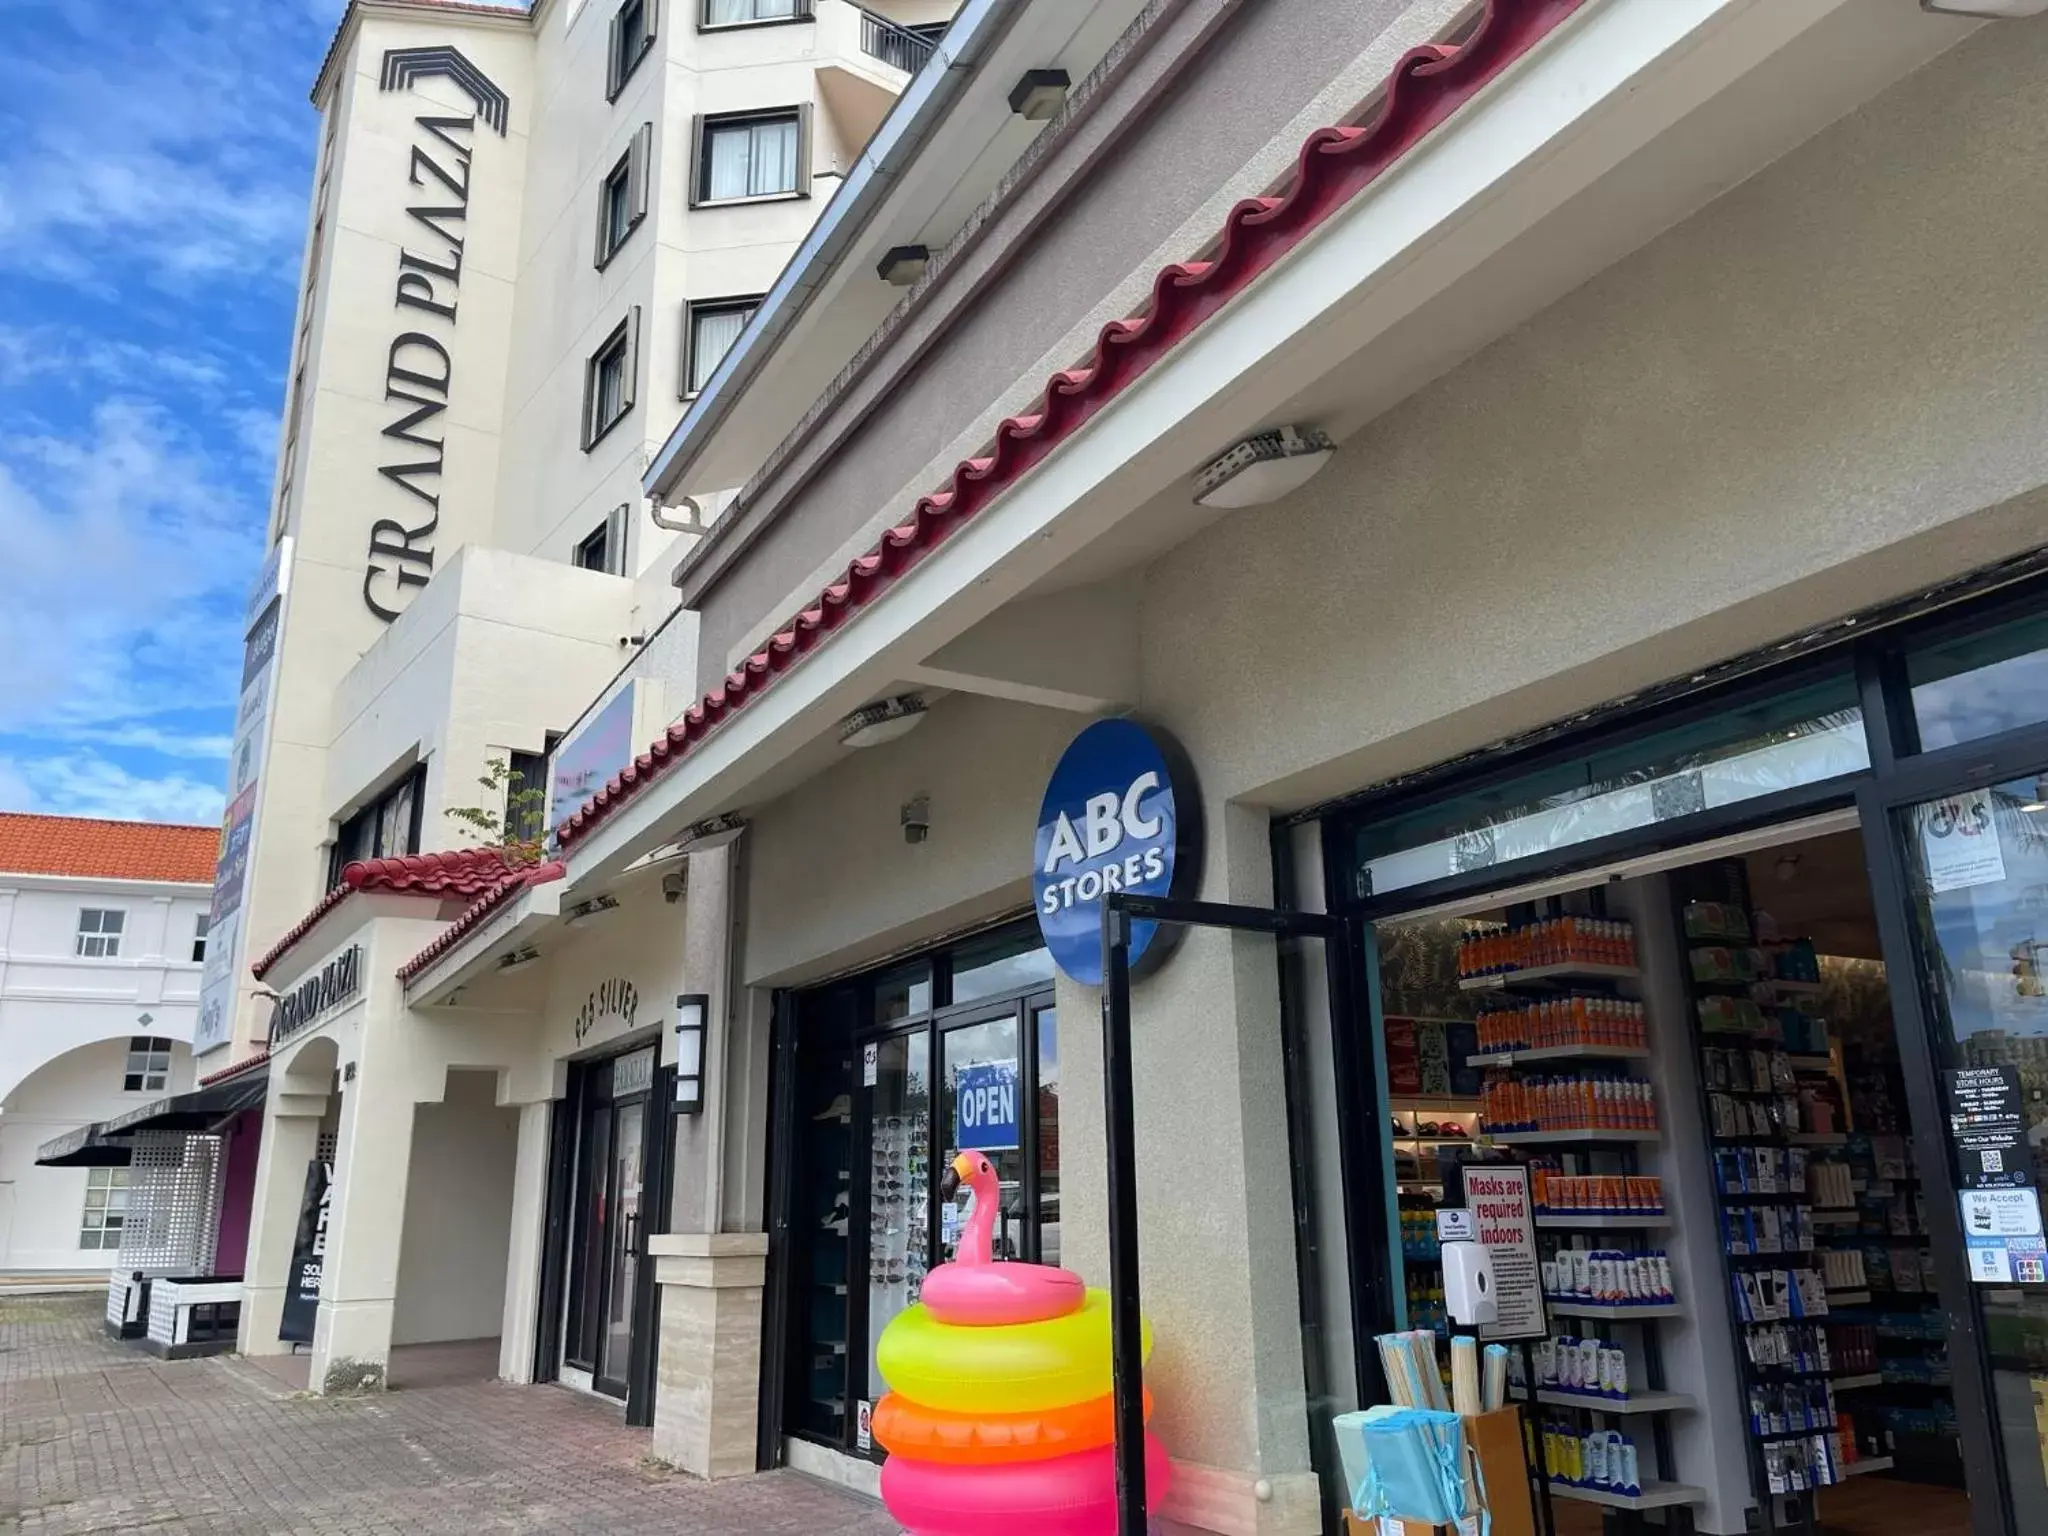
[1853,719,2048,1536]
[1100,893,1344,1536]
[592,1053,657,1401]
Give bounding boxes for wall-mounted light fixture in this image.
[1007,68,1071,121]
[876,244,931,286]
[565,893,622,927]
[1193,425,1335,508]
[496,945,541,973]
[840,694,926,749]
[673,993,709,1115]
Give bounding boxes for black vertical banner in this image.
[279,1160,331,1344]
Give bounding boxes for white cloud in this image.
[0,753,226,826]
[0,397,260,736]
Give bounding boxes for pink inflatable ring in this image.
[879,1435,1172,1536]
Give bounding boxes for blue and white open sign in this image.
[1033,717,1199,985]
[954,1061,1021,1151]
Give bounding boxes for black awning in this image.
[35,1122,132,1168]
[97,1072,269,1138]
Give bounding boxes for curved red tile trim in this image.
[251,845,537,980]
[542,0,1580,856]
[199,1050,272,1087]
[396,860,566,983]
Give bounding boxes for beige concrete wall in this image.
[393,1068,521,1345]
[1138,15,2048,815]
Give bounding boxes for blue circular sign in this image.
[1033,718,1199,985]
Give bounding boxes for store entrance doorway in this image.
[1368,817,1984,1536]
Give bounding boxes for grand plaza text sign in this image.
[364,48,511,622]
[274,945,364,1045]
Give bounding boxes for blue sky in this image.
[0,0,344,825]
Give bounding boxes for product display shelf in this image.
[1547,1478,1708,1510]
[1675,870,1864,1532]
[1548,1301,1685,1321]
[1479,903,1700,1527]
[1458,961,1641,993]
[1466,1044,1652,1068]
[1534,1212,1673,1231]
[1841,1456,1895,1478]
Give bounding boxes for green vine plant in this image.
[443,755,549,869]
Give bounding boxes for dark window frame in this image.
[593,123,652,270]
[328,763,427,887]
[122,1035,174,1094]
[581,308,642,451]
[606,0,658,101]
[681,293,762,399]
[689,104,811,207]
[574,523,612,573]
[190,912,210,965]
[697,0,813,30]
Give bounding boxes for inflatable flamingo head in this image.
[940,1149,999,1203]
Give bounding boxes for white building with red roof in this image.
[0,814,213,1277]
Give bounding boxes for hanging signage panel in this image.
[954,1061,1021,1151]
[1920,789,2007,893]
[1462,1163,1547,1342]
[1033,718,1201,986]
[1947,1066,2036,1191]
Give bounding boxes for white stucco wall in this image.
[393,1067,522,1345]
[0,1036,197,1273]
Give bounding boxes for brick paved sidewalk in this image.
[0,1294,901,1535]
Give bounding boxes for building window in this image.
[607,0,658,100]
[693,107,808,204]
[594,123,652,269]
[575,523,612,572]
[507,748,550,846]
[683,295,760,397]
[75,908,125,959]
[582,309,641,449]
[701,0,808,25]
[191,913,210,965]
[79,1167,129,1251]
[329,765,426,887]
[123,1036,174,1093]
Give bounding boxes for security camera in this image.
[661,870,688,904]
[901,796,930,845]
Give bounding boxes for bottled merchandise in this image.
[1475,996,1648,1054]
[1455,918,1637,979]
[1540,1249,1677,1307]
[1481,1072,1657,1136]
[1539,1420,1644,1497]
[1530,1171,1665,1217]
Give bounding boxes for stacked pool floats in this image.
[874,1151,1170,1536]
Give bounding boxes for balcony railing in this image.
[856,6,939,74]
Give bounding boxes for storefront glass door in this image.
[1893,772,2048,1530]
[864,1028,929,1373]
[940,1011,1025,1262]
[599,1096,646,1395]
[564,1083,611,1376]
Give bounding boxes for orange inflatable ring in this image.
[871,1389,1154,1465]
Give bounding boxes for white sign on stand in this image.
[1461,1164,1547,1342]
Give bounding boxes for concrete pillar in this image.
[648,1233,769,1478]
[498,1099,552,1383]
[236,1082,327,1356]
[309,1069,417,1393]
[1062,799,1322,1536]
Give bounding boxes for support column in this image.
[309,1071,417,1393]
[498,1099,552,1383]
[237,1088,326,1356]
[648,1233,769,1478]
[1065,799,1323,1536]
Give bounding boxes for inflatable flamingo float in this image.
[875,1150,1170,1536]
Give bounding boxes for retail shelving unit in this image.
[1463,923,1705,1529]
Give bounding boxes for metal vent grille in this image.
[117,1133,225,1278]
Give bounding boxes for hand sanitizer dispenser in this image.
[1444,1240,1498,1329]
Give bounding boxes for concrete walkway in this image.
[0,1293,902,1534]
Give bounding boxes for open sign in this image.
[954,1062,1020,1151]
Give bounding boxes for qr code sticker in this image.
[1983,1149,2006,1173]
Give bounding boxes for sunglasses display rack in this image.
[869,1114,930,1304]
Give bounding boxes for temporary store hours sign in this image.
[1033,718,1201,986]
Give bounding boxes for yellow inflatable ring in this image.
[875,1292,1151,1415]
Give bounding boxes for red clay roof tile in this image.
[0,813,216,885]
